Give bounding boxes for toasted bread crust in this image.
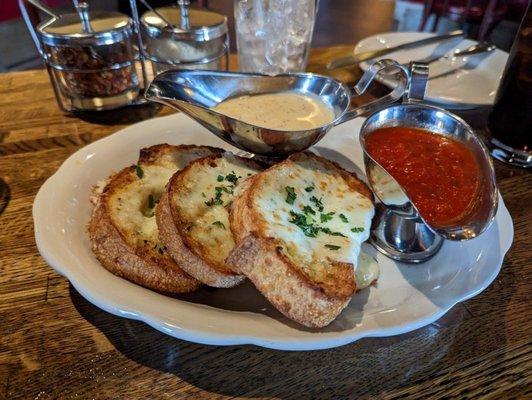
[227,152,374,327]
[138,143,223,165]
[157,190,244,288]
[159,153,261,288]
[88,167,201,293]
[227,235,351,328]
[88,144,221,294]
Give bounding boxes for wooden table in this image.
[0,50,530,399]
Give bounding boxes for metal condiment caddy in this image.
[21,0,141,112]
[20,0,229,112]
[135,0,229,76]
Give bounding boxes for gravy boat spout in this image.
[145,60,410,157]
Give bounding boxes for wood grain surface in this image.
[0,49,531,400]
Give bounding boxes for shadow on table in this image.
[0,178,10,215]
[72,103,162,125]
[69,268,512,399]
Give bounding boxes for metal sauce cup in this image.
[359,103,498,262]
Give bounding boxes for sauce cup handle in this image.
[334,59,418,126]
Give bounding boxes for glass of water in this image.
[234,0,317,75]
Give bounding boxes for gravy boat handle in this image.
[333,59,411,126]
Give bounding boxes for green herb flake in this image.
[304,186,315,192]
[339,213,349,223]
[285,186,296,205]
[215,186,233,195]
[310,196,324,212]
[212,221,225,229]
[147,194,156,209]
[135,165,144,179]
[351,227,365,233]
[325,244,341,250]
[321,227,347,237]
[205,197,223,207]
[217,175,224,182]
[302,205,315,215]
[225,171,238,184]
[320,212,335,223]
[201,192,206,198]
[289,211,319,238]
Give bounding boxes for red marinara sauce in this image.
[365,127,480,226]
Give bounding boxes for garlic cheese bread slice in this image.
[227,152,375,328]
[88,144,222,293]
[157,152,262,288]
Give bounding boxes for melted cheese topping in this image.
[356,251,380,290]
[108,148,214,249]
[175,153,260,265]
[213,92,335,131]
[254,158,375,280]
[111,165,175,246]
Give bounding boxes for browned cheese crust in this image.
[226,152,374,328]
[88,144,222,294]
[158,153,262,288]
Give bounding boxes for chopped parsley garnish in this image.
[320,212,335,223]
[302,205,315,215]
[225,171,239,184]
[212,221,225,229]
[215,186,233,195]
[310,196,324,212]
[147,194,159,209]
[289,211,319,237]
[135,165,144,179]
[339,213,349,223]
[217,175,224,182]
[285,186,296,205]
[145,194,160,217]
[351,227,365,233]
[289,211,346,238]
[321,227,347,237]
[205,197,223,206]
[325,244,341,250]
[206,185,232,206]
[304,186,315,192]
[201,192,206,198]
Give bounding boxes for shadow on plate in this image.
[166,279,369,333]
[393,220,503,311]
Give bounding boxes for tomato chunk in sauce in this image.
[365,127,480,226]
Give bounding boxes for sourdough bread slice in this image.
[226,152,375,327]
[88,144,222,293]
[158,152,262,288]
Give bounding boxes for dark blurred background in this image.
[0,0,527,71]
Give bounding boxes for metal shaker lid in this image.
[38,3,133,46]
[141,6,228,41]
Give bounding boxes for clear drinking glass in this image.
[234,0,317,75]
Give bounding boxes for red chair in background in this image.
[1,0,67,22]
[419,0,508,40]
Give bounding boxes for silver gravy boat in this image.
[145,59,411,158]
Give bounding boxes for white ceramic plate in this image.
[33,113,514,351]
[356,32,508,109]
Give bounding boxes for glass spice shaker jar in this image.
[139,0,229,77]
[34,2,140,111]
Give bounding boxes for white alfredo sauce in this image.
[213,92,335,131]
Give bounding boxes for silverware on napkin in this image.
[327,30,465,70]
